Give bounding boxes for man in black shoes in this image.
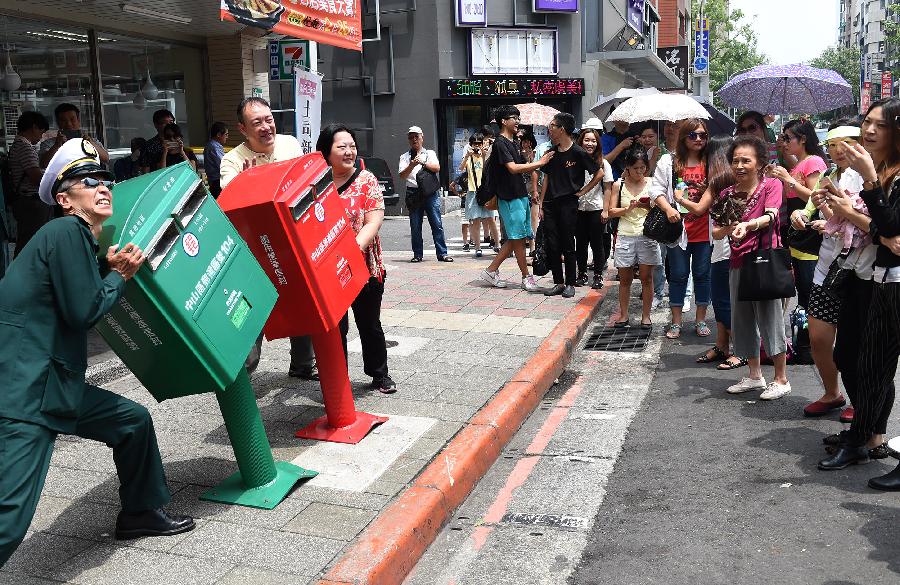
[539,113,603,298]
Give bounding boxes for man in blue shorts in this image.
[480,105,553,291]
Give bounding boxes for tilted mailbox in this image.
[218,152,387,443]
[97,162,315,508]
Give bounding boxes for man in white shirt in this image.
[220,97,318,381]
[398,126,452,263]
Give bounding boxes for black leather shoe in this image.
[562,285,576,298]
[115,508,195,540]
[544,284,566,296]
[575,273,588,287]
[289,365,320,381]
[818,445,871,470]
[372,375,397,394]
[868,462,900,490]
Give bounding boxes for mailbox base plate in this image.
[295,411,389,444]
[200,461,317,509]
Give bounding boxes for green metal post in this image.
[201,368,317,509]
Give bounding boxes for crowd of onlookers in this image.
[440,99,900,491]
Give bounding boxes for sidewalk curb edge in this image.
[318,282,609,585]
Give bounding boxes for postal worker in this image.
[0,138,194,567]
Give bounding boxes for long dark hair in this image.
[576,128,603,164]
[706,135,735,197]
[316,123,357,160]
[864,98,900,190]
[674,117,709,175]
[783,119,827,162]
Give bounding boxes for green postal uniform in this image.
[0,216,171,566]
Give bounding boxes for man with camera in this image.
[139,109,176,175]
[39,103,109,169]
[399,126,452,263]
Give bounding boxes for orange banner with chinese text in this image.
[220,0,362,52]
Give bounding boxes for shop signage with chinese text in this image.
[441,78,585,98]
[627,0,645,35]
[882,71,893,99]
[220,0,362,52]
[862,81,872,114]
[657,46,688,90]
[269,39,310,80]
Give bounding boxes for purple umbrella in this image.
[718,64,853,115]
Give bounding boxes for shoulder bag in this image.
[643,163,684,244]
[737,211,797,302]
[414,150,441,196]
[475,149,497,207]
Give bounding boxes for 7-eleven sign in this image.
[269,40,311,80]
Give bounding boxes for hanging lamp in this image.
[141,45,158,99]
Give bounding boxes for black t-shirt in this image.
[542,143,600,201]
[492,135,527,201]
[139,135,164,171]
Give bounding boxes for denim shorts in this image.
[614,235,662,268]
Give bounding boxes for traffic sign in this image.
[693,18,710,77]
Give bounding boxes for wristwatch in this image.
[862,177,879,190]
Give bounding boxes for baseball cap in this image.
[582,117,604,130]
[407,126,424,135]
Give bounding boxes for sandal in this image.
[665,323,682,339]
[695,321,711,337]
[697,346,727,363]
[640,320,652,330]
[717,356,748,370]
[614,319,630,328]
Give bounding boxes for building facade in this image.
[839,0,897,101]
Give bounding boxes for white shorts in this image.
[614,234,662,268]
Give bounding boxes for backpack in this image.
[475,149,496,206]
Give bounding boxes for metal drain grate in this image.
[583,325,652,352]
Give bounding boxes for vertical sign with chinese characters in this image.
[269,40,310,81]
[862,81,872,114]
[882,71,893,99]
[294,68,322,156]
[693,18,709,76]
[626,0,645,35]
[456,0,487,26]
[656,46,689,90]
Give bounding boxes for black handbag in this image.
[415,167,441,196]
[532,225,549,277]
[405,188,425,211]
[643,206,684,244]
[820,256,852,301]
[737,213,796,302]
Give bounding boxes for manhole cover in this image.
[583,325,651,352]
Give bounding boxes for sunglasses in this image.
[738,123,760,133]
[75,177,115,189]
[688,131,708,141]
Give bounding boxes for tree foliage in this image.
[885,3,900,78]
[691,0,767,108]
[810,45,861,111]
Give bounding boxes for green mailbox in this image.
[96,162,315,509]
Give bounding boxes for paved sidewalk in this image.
[1,252,596,585]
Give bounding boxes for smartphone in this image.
[639,195,651,204]
[63,128,82,140]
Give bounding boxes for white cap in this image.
[39,138,112,207]
[407,126,424,135]
[582,117,604,130]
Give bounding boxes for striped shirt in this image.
[9,135,41,199]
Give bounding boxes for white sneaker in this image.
[522,275,540,291]
[683,297,692,313]
[651,295,662,310]
[480,269,506,288]
[726,376,767,394]
[760,381,792,400]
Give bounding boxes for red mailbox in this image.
[218,153,367,338]
[219,152,387,444]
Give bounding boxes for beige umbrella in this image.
[513,103,562,126]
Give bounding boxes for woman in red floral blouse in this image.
[316,124,395,393]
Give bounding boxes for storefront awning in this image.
[587,49,682,90]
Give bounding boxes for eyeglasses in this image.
[505,116,521,121]
[74,177,115,189]
[738,123,760,133]
[688,131,708,141]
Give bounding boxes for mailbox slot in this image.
[146,219,180,271]
[175,184,207,228]
[290,168,332,222]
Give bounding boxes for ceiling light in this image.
[121,4,192,25]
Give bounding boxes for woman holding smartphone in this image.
[819,98,900,481]
[159,123,198,173]
[575,127,613,289]
[607,148,659,328]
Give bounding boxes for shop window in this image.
[470,28,558,75]
[98,32,204,154]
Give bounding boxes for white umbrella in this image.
[605,93,711,124]
[589,87,660,120]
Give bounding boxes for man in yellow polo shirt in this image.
[220,97,318,380]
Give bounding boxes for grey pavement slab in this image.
[52,544,234,585]
[282,502,377,542]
